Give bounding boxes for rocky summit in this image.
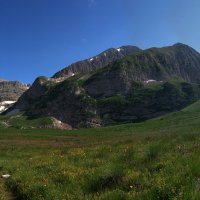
[7,43,200,129]
[53,45,141,78]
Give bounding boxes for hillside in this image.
[5,43,200,129]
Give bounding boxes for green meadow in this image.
[1,100,200,199]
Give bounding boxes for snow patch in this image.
[0,106,5,112]
[89,58,94,62]
[116,48,121,52]
[0,101,16,113]
[51,77,67,83]
[144,80,156,84]
[104,53,107,56]
[0,101,16,105]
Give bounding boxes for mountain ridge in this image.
[5,42,200,129]
[52,45,141,78]
[83,43,200,98]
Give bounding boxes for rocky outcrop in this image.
[0,80,29,113]
[39,117,72,130]
[14,77,99,128]
[52,45,141,78]
[15,76,48,110]
[0,80,29,101]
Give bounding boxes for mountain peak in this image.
[52,45,141,78]
[173,42,186,46]
[173,42,193,49]
[0,79,7,82]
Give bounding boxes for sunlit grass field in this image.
[1,101,200,199]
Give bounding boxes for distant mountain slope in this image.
[84,43,200,97]
[53,45,141,78]
[0,80,29,113]
[8,43,200,128]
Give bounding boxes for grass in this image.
[97,95,128,106]
[1,100,200,199]
[0,112,53,130]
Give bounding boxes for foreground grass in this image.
[0,101,200,199]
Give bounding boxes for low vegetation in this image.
[0,112,53,130]
[0,100,200,199]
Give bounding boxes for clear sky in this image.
[0,0,200,83]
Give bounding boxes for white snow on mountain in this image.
[144,80,156,83]
[0,101,16,113]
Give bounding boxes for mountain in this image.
[53,45,141,78]
[84,43,200,97]
[6,43,200,129]
[0,80,29,113]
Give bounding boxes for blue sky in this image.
[0,0,200,83]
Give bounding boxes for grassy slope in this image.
[0,100,200,199]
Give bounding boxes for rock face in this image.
[52,45,141,78]
[0,80,29,113]
[10,43,200,128]
[0,80,29,101]
[15,76,48,110]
